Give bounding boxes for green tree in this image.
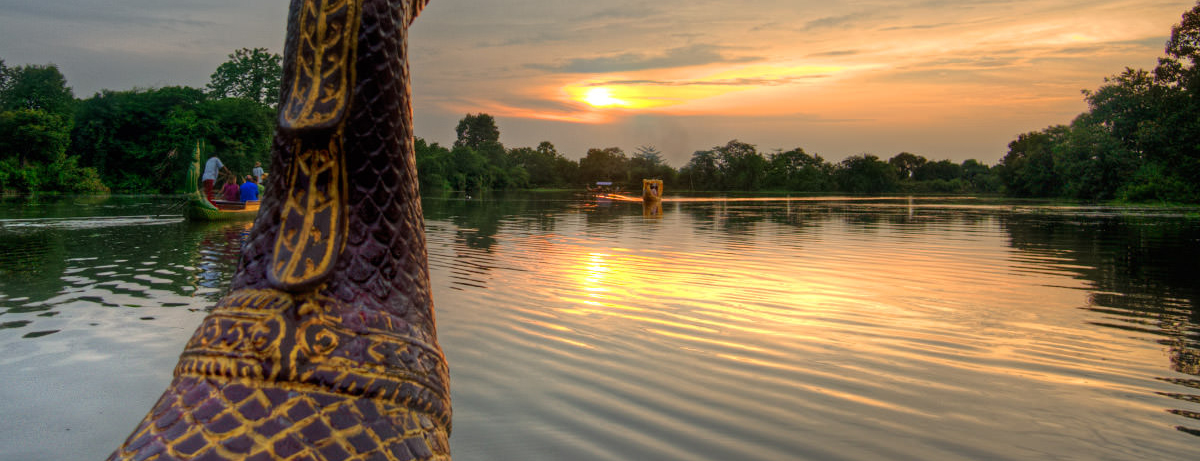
[835,154,897,194]
[415,137,452,190]
[628,145,676,188]
[579,147,628,184]
[0,109,70,166]
[999,127,1067,197]
[454,113,500,150]
[0,59,12,99]
[0,61,104,193]
[888,152,927,180]
[0,64,74,116]
[448,144,489,191]
[197,97,275,176]
[1054,114,1138,200]
[73,87,207,190]
[549,143,580,187]
[767,147,832,191]
[1155,2,1200,91]
[1083,68,1162,153]
[72,86,273,192]
[1151,2,1200,193]
[714,139,767,191]
[509,141,573,188]
[960,159,1001,192]
[207,48,283,106]
[913,159,962,182]
[681,149,719,190]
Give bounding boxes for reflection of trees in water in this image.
[1001,213,1200,435]
[423,192,635,251]
[423,192,579,251]
[190,221,252,301]
[0,231,66,304]
[0,202,250,337]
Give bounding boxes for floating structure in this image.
[642,178,664,202]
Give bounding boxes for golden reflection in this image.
[642,200,663,218]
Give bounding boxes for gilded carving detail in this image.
[270,138,348,290]
[281,0,362,129]
[177,289,451,427]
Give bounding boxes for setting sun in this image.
[583,87,626,107]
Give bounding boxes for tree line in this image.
[2,2,1199,201]
[997,2,1200,203]
[418,116,1002,195]
[0,48,280,193]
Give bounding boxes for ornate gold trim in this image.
[281,0,362,129]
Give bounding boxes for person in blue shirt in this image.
[239,175,260,202]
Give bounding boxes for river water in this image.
[0,194,1197,460]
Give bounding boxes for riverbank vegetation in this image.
[1,3,1198,202]
[0,48,278,194]
[999,3,1200,203]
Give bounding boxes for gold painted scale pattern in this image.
[109,1,445,460]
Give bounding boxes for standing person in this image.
[201,154,231,205]
[239,175,259,202]
[252,161,265,184]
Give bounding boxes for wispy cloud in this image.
[801,13,868,31]
[0,1,216,28]
[587,75,832,87]
[808,49,861,57]
[529,44,763,73]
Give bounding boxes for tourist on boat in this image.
[220,175,240,201]
[201,154,232,205]
[240,175,259,202]
[252,161,265,184]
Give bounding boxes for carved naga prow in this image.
[109,0,450,459]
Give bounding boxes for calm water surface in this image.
[0,194,1198,460]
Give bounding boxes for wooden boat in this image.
[184,143,259,221]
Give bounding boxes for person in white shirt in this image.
[252,161,265,184]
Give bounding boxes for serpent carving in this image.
[107,0,450,460]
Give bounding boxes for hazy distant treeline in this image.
[417,116,1001,195]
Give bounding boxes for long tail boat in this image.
[185,143,259,221]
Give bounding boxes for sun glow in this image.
[564,64,846,113]
[583,87,627,107]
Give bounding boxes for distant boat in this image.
[587,181,619,194]
[184,143,259,221]
[642,179,663,202]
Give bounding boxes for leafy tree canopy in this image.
[454,113,500,150]
[0,109,71,165]
[889,152,927,179]
[207,48,282,106]
[0,63,74,116]
[579,147,628,183]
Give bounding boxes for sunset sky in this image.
[0,1,1193,165]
